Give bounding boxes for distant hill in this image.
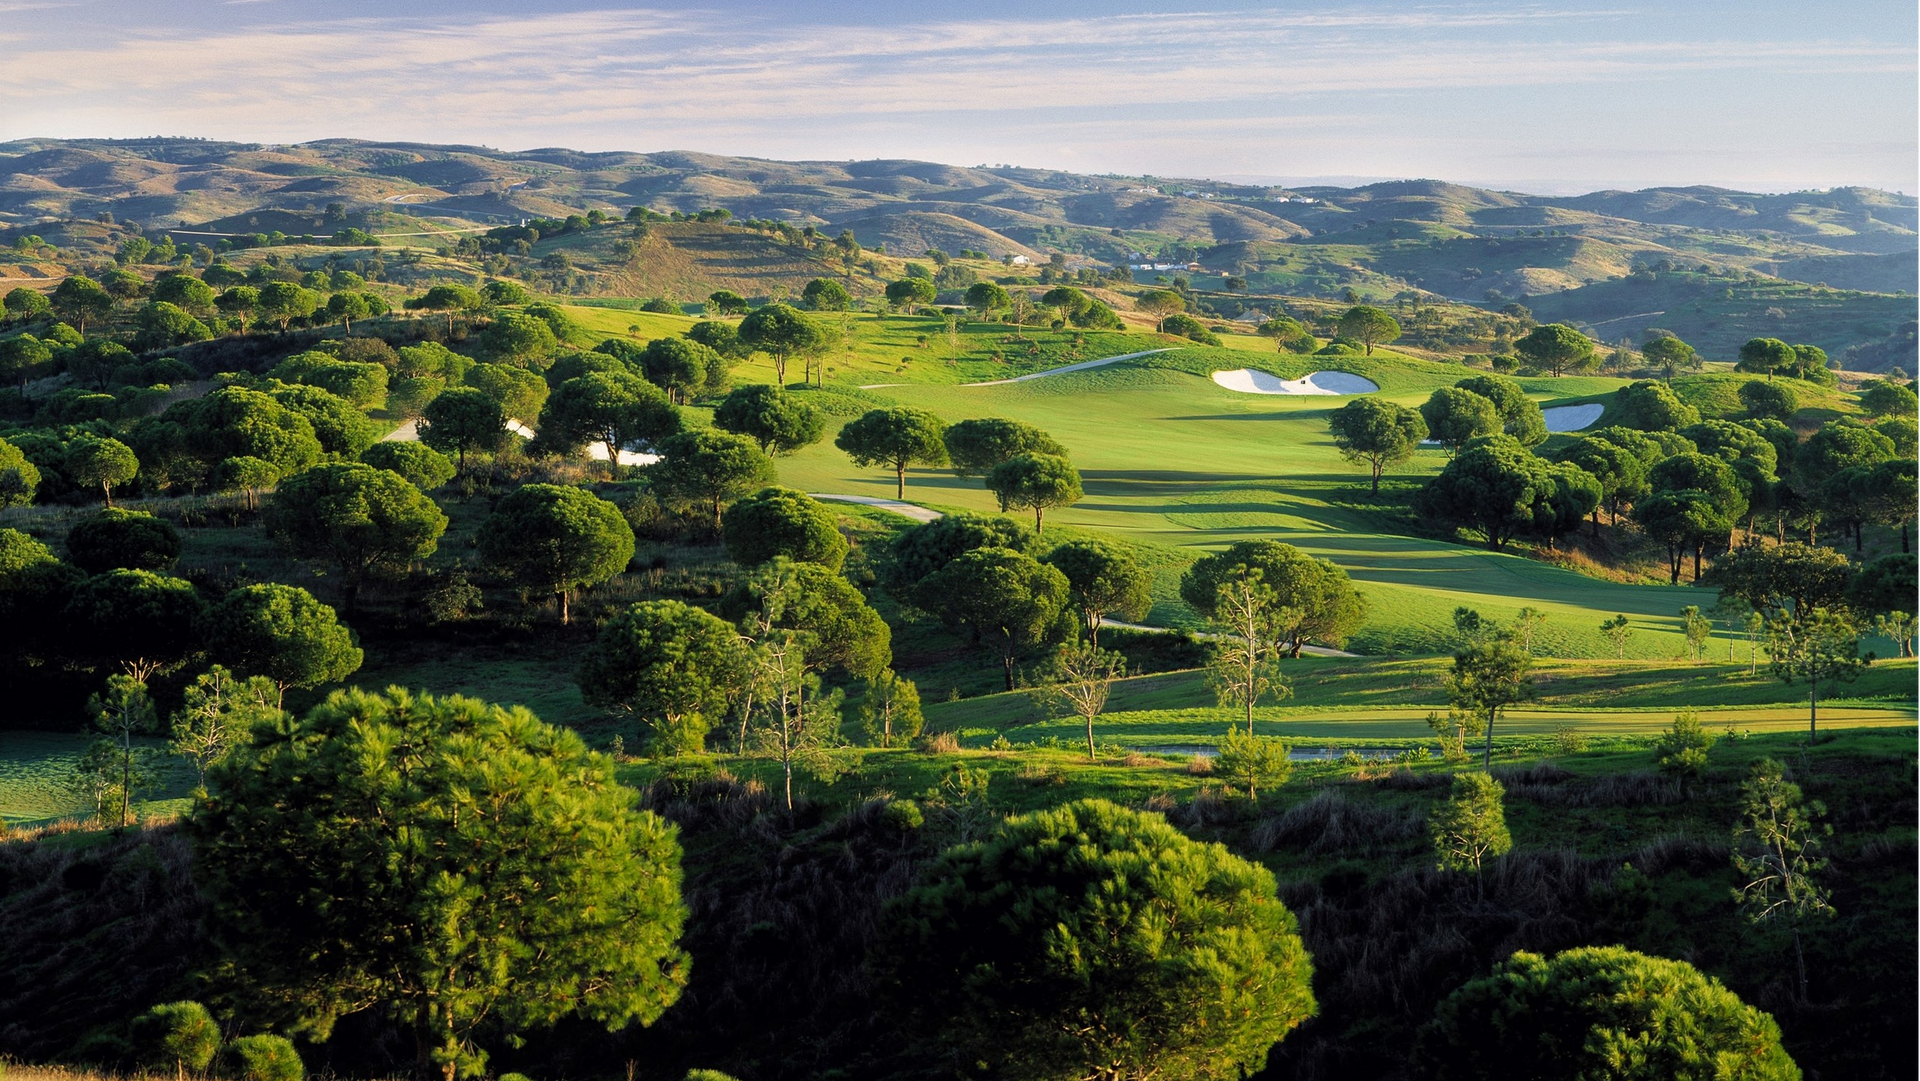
[0,137,1909,367]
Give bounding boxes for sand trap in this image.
[1211,369,1379,396]
[1543,403,1604,432]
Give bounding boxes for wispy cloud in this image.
[0,3,1911,191]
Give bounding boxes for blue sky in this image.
[0,1,1913,194]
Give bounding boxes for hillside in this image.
[0,138,1911,369]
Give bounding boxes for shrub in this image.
[130,1000,221,1072]
[65,508,182,573]
[1653,710,1714,780]
[1414,946,1799,1080]
[219,1034,305,1081]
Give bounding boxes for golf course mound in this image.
[1543,403,1604,432]
[1211,369,1379,395]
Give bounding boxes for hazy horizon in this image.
[0,1,1912,196]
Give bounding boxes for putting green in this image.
[766,347,1716,658]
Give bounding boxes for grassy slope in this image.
[747,333,1718,656]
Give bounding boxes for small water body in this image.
[1142,744,1403,762]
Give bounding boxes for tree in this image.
[4,285,52,325]
[1732,758,1835,1003]
[460,362,548,424]
[130,1000,223,1073]
[722,487,848,570]
[256,282,320,332]
[273,351,390,409]
[1680,604,1714,661]
[1767,608,1865,743]
[1418,387,1500,454]
[883,277,935,310]
[1215,726,1291,801]
[214,285,259,333]
[1415,946,1799,1081]
[64,568,205,681]
[835,407,948,499]
[1415,435,1560,551]
[857,668,924,748]
[478,311,560,364]
[1336,304,1401,355]
[579,600,751,755]
[1446,637,1534,767]
[478,483,634,624]
[1179,540,1366,656]
[737,303,824,386]
[916,547,1070,690]
[1455,373,1547,446]
[1051,640,1125,761]
[1795,423,1894,525]
[1429,771,1512,872]
[325,290,373,334]
[964,281,1011,320]
[638,336,722,404]
[263,464,447,610]
[539,371,680,471]
[1613,379,1702,431]
[1739,379,1798,421]
[985,452,1082,533]
[273,383,379,459]
[409,283,482,335]
[1858,378,1918,418]
[66,435,138,506]
[882,511,1034,592]
[1328,397,1427,492]
[65,508,180,573]
[649,428,776,533]
[942,417,1067,479]
[1842,458,1916,552]
[0,333,52,393]
[194,687,689,1081]
[200,583,361,703]
[1850,552,1916,656]
[711,383,825,454]
[876,799,1316,1081]
[1555,435,1647,534]
[360,442,456,491]
[51,275,112,335]
[1042,538,1152,646]
[1736,337,1797,381]
[0,435,41,507]
[706,290,748,316]
[1705,540,1854,621]
[1633,488,1736,584]
[1133,288,1185,328]
[800,277,852,311]
[1653,709,1714,782]
[1515,322,1597,376]
[1206,566,1293,734]
[478,279,530,307]
[418,387,505,473]
[1643,333,1702,381]
[85,674,160,827]
[170,665,280,784]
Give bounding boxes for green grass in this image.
[760,342,1746,657]
[920,655,1917,744]
[0,731,196,825]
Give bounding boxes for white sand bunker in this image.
[1543,403,1604,432]
[1211,369,1379,395]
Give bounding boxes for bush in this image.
[1414,946,1799,1080]
[130,1000,221,1072]
[65,508,182,573]
[219,1034,304,1081]
[360,440,456,490]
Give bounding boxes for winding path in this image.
[959,348,1172,387]
[809,493,943,523]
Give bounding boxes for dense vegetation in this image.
[0,157,1912,1081]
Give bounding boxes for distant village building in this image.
[1009,254,1032,265]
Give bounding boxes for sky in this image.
[0,0,1913,194]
